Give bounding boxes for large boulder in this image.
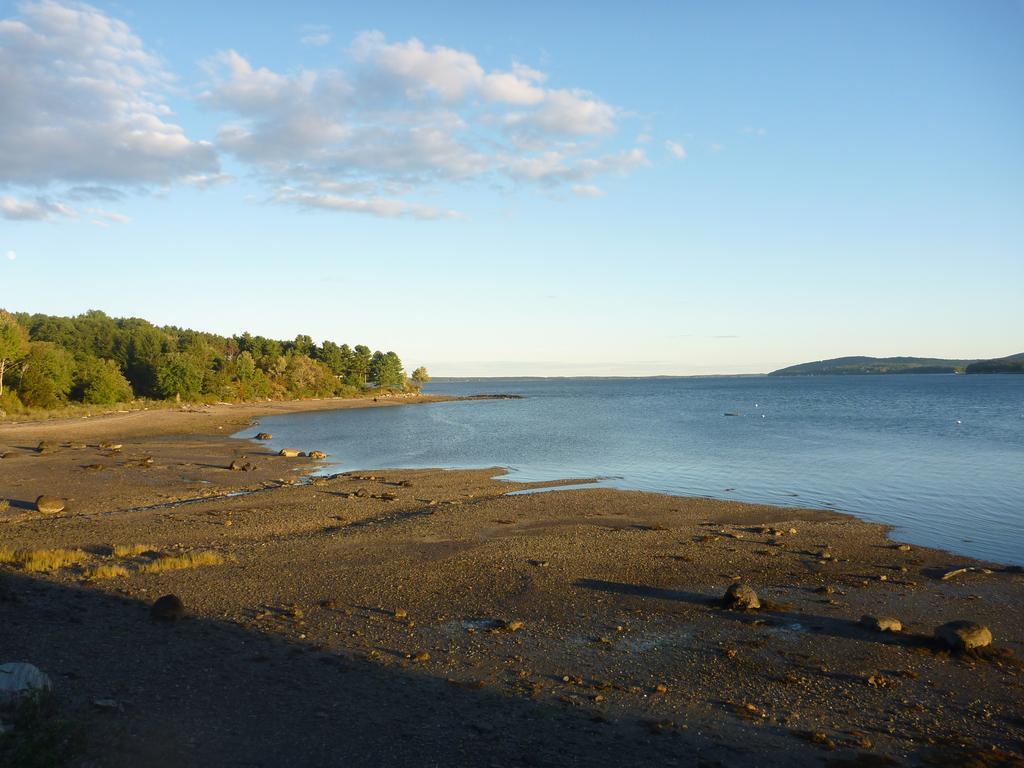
[935,620,992,651]
[723,583,760,610]
[35,495,66,514]
[278,448,301,458]
[0,663,52,706]
[151,594,186,622]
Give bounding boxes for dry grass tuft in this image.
[14,548,90,573]
[0,546,16,564]
[0,498,10,511]
[138,550,224,573]
[88,564,130,580]
[112,543,156,558]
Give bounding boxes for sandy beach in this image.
[1,396,1022,767]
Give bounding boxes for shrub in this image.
[75,358,134,404]
[17,342,74,408]
[138,550,224,573]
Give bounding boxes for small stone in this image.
[895,544,912,552]
[379,492,398,501]
[723,583,760,610]
[150,594,185,622]
[354,488,369,498]
[935,620,992,651]
[98,441,122,451]
[502,620,524,632]
[35,495,66,514]
[861,615,902,633]
[308,451,327,460]
[228,460,245,471]
[35,440,58,454]
[278,448,301,457]
[394,609,408,619]
[814,585,835,595]
[654,683,668,694]
[411,651,430,663]
[255,433,272,440]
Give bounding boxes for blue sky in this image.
[1,0,1022,375]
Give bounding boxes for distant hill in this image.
[770,356,979,376]
[964,353,1024,374]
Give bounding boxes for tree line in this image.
[0,309,429,413]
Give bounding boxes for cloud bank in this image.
[1,2,650,221]
[0,0,218,218]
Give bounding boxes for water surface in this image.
[237,375,1024,565]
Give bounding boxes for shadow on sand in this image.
[1,571,743,768]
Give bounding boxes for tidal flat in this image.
[1,397,1022,767]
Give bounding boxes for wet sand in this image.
[1,397,1022,766]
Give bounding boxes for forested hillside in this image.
[0,309,429,414]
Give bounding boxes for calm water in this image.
[237,376,1024,565]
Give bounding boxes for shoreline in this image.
[1,396,1022,766]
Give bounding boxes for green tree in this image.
[116,320,166,397]
[0,310,30,397]
[290,334,314,357]
[155,353,205,400]
[18,342,75,408]
[411,366,430,388]
[370,350,405,390]
[316,341,350,377]
[234,351,256,381]
[283,355,338,398]
[349,345,373,387]
[76,358,134,404]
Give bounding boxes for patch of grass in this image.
[87,564,130,580]
[112,543,155,558]
[0,498,10,512]
[15,548,90,573]
[138,550,224,573]
[0,546,16,564]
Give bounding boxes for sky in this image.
[1,0,1022,376]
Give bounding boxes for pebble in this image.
[861,615,902,633]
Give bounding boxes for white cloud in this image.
[0,1,219,221]
[710,142,724,153]
[741,126,767,136]
[571,184,604,198]
[182,172,235,189]
[1,195,77,221]
[505,89,618,137]
[87,208,131,224]
[351,31,486,103]
[5,250,15,261]
[505,148,649,185]
[300,25,332,47]
[202,33,642,218]
[273,189,462,220]
[665,140,687,160]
